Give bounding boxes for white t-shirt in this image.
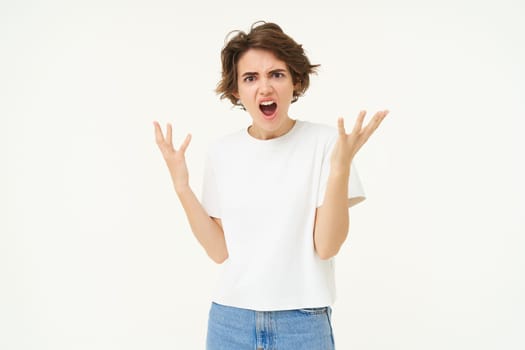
[201,119,365,311]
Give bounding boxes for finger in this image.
[179,133,192,153]
[352,110,366,134]
[372,110,388,129]
[370,110,385,129]
[337,117,346,136]
[153,121,165,144]
[166,123,173,148]
[377,110,389,128]
[363,110,388,137]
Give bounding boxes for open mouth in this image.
[259,101,277,117]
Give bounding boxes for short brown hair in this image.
[216,21,320,106]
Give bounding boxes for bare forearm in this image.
[313,110,388,259]
[175,185,228,263]
[313,170,350,259]
[153,122,227,263]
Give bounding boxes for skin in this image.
[233,48,298,140]
[153,48,388,262]
[313,110,388,259]
[153,123,228,263]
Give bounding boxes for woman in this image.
[154,21,388,350]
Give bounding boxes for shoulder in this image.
[296,120,338,146]
[298,119,336,135]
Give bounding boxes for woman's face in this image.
[234,48,296,140]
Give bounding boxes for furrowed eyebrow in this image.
[241,69,286,77]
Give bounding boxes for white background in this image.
[2,0,524,349]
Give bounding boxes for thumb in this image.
[337,117,346,136]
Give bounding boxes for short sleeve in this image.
[201,152,222,218]
[316,138,366,208]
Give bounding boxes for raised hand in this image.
[330,110,389,173]
[153,121,192,191]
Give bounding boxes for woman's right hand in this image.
[153,121,192,192]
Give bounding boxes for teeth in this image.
[260,101,275,106]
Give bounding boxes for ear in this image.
[233,91,240,99]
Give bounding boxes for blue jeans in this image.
[206,302,336,350]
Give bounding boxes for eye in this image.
[243,75,255,82]
[272,72,285,78]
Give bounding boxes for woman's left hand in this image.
[330,110,389,173]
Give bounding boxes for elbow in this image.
[315,239,340,260]
[214,255,228,264]
[314,230,347,260]
[313,218,349,260]
[210,251,229,264]
[316,247,339,260]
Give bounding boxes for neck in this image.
[248,118,296,140]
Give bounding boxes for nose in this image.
[258,78,273,95]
